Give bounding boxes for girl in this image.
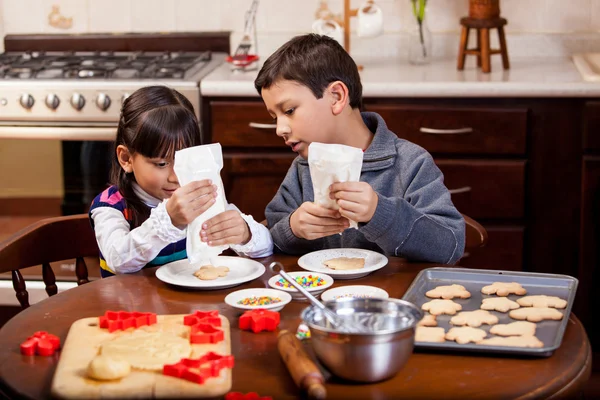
[89,86,273,277]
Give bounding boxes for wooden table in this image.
[0,255,592,399]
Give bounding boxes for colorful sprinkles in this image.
[237,296,282,306]
[275,275,326,289]
[334,293,375,299]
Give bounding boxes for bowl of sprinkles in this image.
[267,271,334,300]
[224,288,292,311]
[321,285,389,303]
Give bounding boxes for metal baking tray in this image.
[402,267,578,357]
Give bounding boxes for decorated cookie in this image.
[480,297,520,313]
[477,335,544,348]
[446,327,487,344]
[425,284,471,300]
[481,282,527,297]
[421,299,463,316]
[516,295,567,309]
[509,307,563,322]
[323,257,365,270]
[489,321,537,337]
[417,314,438,327]
[415,326,446,343]
[194,265,230,280]
[450,310,499,328]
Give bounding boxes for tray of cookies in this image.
[402,267,578,356]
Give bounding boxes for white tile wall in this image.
[1,0,600,57]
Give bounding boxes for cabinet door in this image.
[577,156,600,349]
[457,226,524,271]
[222,153,296,221]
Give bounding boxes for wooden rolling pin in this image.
[277,329,327,400]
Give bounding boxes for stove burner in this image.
[0,50,212,80]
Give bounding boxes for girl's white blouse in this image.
[90,184,273,274]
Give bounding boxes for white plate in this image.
[155,256,266,290]
[267,271,334,300]
[297,248,388,279]
[224,288,292,311]
[321,285,390,302]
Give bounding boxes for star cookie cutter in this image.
[184,310,224,344]
[98,311,157,333]
[163,351,234,384]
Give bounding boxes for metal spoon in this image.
[269,262,365,334]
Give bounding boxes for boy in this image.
[254,34,465,264]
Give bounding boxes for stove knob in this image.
[45,94,60,110]
[19,94,35,110]
[121,93,130,104]
[96,93,111,111]
[70,93,86,111]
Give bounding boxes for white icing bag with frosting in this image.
[173,143,228,264]
[308,142,364,228]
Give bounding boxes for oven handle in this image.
[0,126,116,140]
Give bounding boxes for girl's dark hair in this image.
[254,33,362,109]
[110,85,201,228]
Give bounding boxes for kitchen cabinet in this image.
[578,102,600,349]
[202,97,583,276]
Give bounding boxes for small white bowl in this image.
[224,288,292,311]
[320,285,389,302]
[267,272,334,300]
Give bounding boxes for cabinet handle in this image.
[420,127,473,135]
[449,186,472,195]
[249,122,277,129]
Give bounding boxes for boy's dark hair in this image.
[110,85,201,227]
[254,34,362,109]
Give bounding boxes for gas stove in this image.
[0,50,225,130]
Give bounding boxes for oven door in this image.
[0,123,117,214]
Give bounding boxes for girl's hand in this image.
[200,210,251,246]
[166,180,217,228]
[329,182,379,223]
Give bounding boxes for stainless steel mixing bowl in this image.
[301,297,423,382]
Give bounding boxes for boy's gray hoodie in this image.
[265,111,465,264]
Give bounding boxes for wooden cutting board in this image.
[51,314,231,399]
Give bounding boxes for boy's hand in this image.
[290,202,349,240]
[201,210,251,246]
[166,180,217,228]
[329,182,378,223]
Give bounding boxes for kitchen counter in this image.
[201,57,600,98]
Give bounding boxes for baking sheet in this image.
[402,267,578,357]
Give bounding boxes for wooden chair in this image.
[462,213,488,255]
[0,214,98,309]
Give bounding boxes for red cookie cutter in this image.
[239,309,280,333]
[225,392,272,400]
[20,331,61,356]
[183,310,224,344]
[163,351,234,384]
[98,311,157,333]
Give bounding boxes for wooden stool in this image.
[457,17,509,73]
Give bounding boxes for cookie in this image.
[477,335,544,348]
[193,265,230,280]
[421,299,463,316]
[415,326,446,343]
[450,310,499,328]
[489,321,537,337]
[323,257,365,270]
[480,297,520,313]
[516,295,567,309]
[481,282,527,297]
[417,314,438,327]
[509,307,563,322]
[446,327,487,344]
[425,284,471,300]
